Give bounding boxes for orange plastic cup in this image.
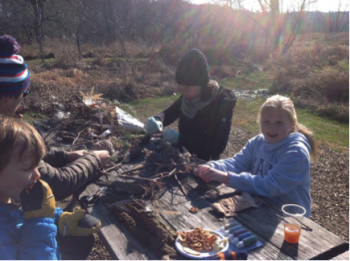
[282,204,306,244]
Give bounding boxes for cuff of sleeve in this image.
[53,207,64,225]
[226,171,240,187]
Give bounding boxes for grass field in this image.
[130,74,349,153]
[222,70,274,91]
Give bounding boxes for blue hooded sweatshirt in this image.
[0,202,63,259]
[209,133,312,217]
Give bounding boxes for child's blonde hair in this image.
[258,95,318,162]
[0,115,46,173]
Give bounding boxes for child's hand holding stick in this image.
[194,165,229,184]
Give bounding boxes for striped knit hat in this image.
[0,35,30,97]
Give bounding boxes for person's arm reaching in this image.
[154,95,182,127]
[208,136,255,174]
[227,144,310,197]
[38,151,107,201]
[42,149,69,168]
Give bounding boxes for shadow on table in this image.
[279,240,299,259]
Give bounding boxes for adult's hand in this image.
[20,179,56,219]
[194,165,229,184]
[163,129,179,144]
[66,150,87,163]
[145,117,163,135]
[93,150,110,168]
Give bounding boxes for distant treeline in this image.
[0,0,348,56]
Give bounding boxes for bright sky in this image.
[190,0,349,12]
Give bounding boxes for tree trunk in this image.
[30,0,45,62]
[76,26,82,59]
[270,0,281,52]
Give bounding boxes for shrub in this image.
[56,47,80,69]
[210,65,234,81]
[160,81,177,96]
[270,38,349,123]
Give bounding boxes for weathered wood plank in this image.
[185,179,347,260]
[234,206,346,260]
[35,118,346,261]
[157,180,292,260]
[331,250,350,261]
[82,183,159,260]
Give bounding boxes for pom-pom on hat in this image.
[0,35,30,97]
[175,49,209,87]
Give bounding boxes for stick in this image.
[117,167,178,182]
[69,140,91,151]
[117,166,146,176]
[104,162,123,172]
[99,170,112,176]
[68,127,88,150]
[174,172,187,196]
[43,123,64,141]
[117,174,155,182]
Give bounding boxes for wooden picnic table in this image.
[81,162,349,260]
[33,120,348,260]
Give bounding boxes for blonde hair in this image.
[258,95,318,162]
[0,115,46,173]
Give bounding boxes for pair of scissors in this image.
[79,187,106,213]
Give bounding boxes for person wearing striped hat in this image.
[0,35,30,117]
[0,35,110,199]
[0,35,111,259]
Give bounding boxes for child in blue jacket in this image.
[194,95,318,218]
[0,116,101,259]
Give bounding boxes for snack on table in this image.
[189,207,199,214]
[176,227,218,252]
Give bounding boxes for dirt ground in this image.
[86,123,349,260]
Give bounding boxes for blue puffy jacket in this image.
[0,202,63,260]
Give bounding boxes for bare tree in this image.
[101,0,117,43]
[257,0,318,54]
[113,0,138,56]
[27,0,45,62]
[212,0,245,9]
[328,0,349,32]
[66,0,97,58]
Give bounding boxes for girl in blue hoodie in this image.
[194,95,318,217]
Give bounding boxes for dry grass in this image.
[25,42,177,109]
[20,39,153,63]
[270,33,349,122]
